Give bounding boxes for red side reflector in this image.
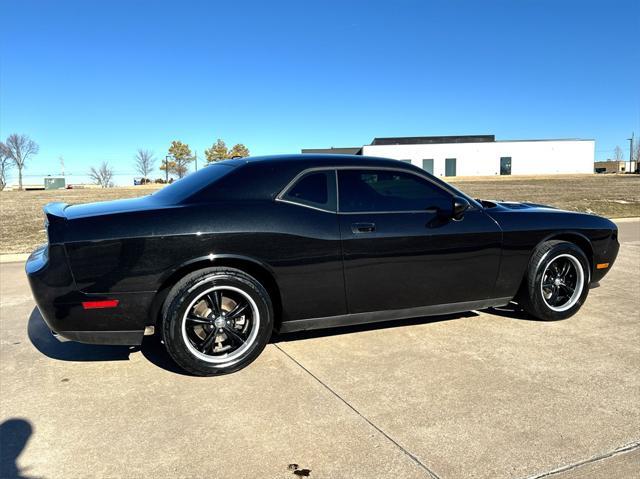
[82,299,119,310]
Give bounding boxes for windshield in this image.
[152,163,236,203]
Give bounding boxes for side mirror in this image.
[452,196,470,221]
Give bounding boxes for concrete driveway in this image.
[1,220,638,479]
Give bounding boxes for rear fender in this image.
[149,254,281,328]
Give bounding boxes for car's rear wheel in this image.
[162,267,273,376]
[520,240,590,321]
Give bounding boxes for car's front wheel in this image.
[520,240,590,321]
[162,267,273,376]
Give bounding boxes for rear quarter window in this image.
[280,170,337,212]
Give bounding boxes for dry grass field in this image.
[1,175,638,254]
[449,174,640,218]
[0,185,161,254]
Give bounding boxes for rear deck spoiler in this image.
[44,202,69,221]
[43,202,69,242]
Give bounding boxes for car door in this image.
[337,168,502,314]
[274,168,347,321]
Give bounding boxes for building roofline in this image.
[305,136,596,153]
[371,135,494,145]
[494,138,595,143]
[301,146,363,155]
[362,138,595,147]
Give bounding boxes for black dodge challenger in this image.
[27,155,619,375]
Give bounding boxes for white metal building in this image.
[303,135,595,177]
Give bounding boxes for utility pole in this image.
[628,133,634,174]
[59,156,65,177]
[195,150,198,171]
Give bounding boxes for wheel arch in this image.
[515,231,594,303]
[540,232,594,275]
[149,254,283,330]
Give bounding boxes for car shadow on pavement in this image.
[271,311,479,343]
[27,307,137,362]
[139,335,195,376]
[138,312,484,376]
[27,305,534,376]
[271,303,543,344]
[484,303,548,321]
[0,418,40,479]
[27,307,192,375]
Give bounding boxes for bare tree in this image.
[613,145,624,160]
[134,149,156,180]
[88,161,114,188]
[3,134,39,190]
[0,142,12,191]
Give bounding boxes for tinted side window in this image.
[338,169,450,213]
[282,170,337,211]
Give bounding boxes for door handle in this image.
[352,222,376,233]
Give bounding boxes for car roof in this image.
[225,153,411,169]
[187,153,480,208]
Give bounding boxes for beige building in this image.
[594,160,637,174]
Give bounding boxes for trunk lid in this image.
[63,195,158,220]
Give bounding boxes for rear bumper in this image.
[26,244,150,346]
[53,330,144,345]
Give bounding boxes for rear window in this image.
[152,164,235,203]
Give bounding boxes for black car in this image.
[27,155,619,375]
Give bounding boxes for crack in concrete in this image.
[522,440,640,479]
[274,343,441,479]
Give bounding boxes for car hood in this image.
[482,199,618,225]
[492,200,558,211]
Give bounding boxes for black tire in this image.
[519,240,590,321]
[161,267,273,376]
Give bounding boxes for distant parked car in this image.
[27,155,619,375]
[133,177,151,185]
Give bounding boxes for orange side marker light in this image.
[596,263,609,270]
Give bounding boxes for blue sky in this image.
[1,0,639,185]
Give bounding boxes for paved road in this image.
[1,220,638,479]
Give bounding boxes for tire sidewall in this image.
[530,243,590,320]
[162,269,273,376]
